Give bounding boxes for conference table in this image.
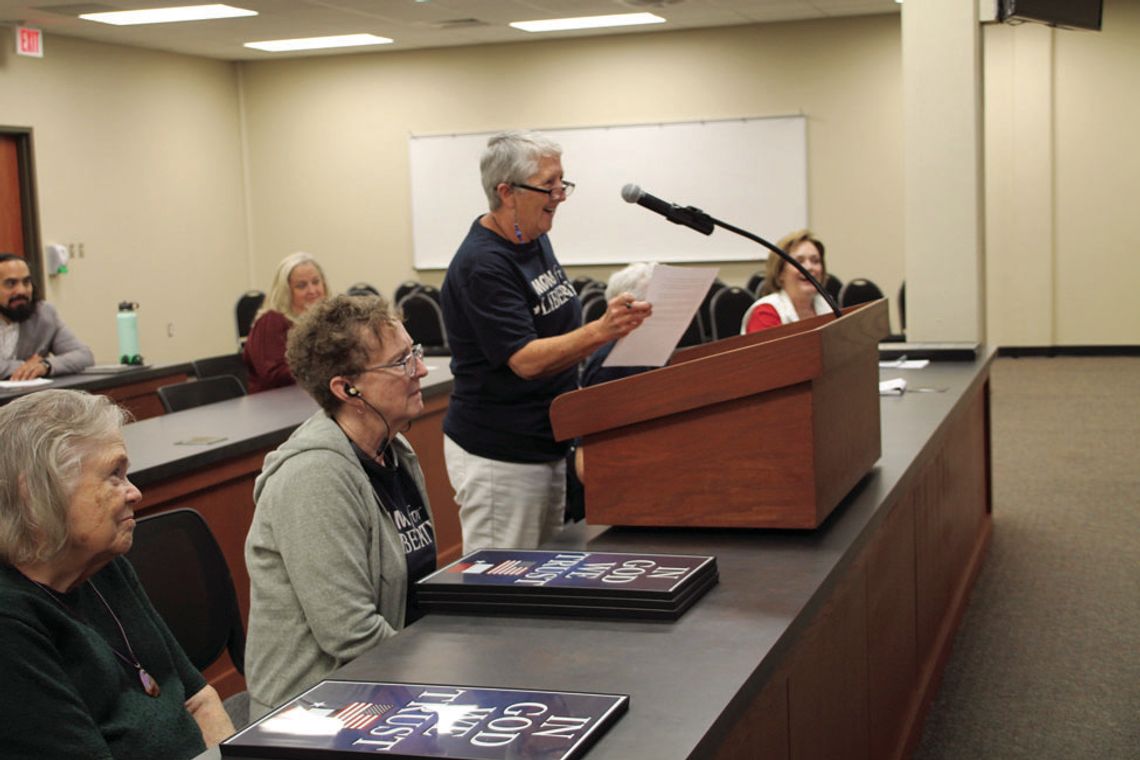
[0,362,193,419]
[191,351,994,760]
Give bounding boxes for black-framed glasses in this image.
[361,344,424,378]
[510,180,575,199]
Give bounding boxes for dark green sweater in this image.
[0,557,207,759]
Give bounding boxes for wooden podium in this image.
[550,299,889,529]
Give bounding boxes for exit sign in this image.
[17,26,43,58]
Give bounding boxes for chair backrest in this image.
[578,281,606,301]
[572,276,600,295]
[677,313,705,348]
[126,508,245,675]
[698,279,727,342]
[157,375,246,414]
[824,274,843,303]
[709,286,757,341]
[235,291,265,344]
[414,283,442,305]
[898,280,906,332]
[581,294,607,323]
[347,282,380,297]
[399,291,449,355]
[746,271,766,297]
[838,277,885,308]
[394,280,422,303]
[192,353,249,392]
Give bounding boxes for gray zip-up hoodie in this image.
[243,411,432,719]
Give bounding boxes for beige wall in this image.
[0,34,249,364]
[239,15,905,324]
[984,0,1140,347]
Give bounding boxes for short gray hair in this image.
[0,390,130,565]
[480,130,562,211]
[605,262,656,302]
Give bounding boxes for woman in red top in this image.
[243,252,328,393]
[742,229,829,334]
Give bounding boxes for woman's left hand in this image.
[598,292,652,341]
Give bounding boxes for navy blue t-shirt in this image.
[353,443,436,624]
[440,218,581,463]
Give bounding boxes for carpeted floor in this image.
[913,356,1140,759]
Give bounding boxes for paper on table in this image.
[879,377,907,395]
[0,378,53,389]
[603,264,719,368]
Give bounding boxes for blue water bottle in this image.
[117,302,142,365]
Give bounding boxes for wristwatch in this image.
[40,358,52,376]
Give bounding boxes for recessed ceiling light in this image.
[80,4,256,26]
[244,34,394,53]
[510,12,665,33]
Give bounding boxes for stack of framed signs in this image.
[414,549,718,621]
[221,679,628,759]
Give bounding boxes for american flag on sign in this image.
[457,560,494,574]
[488,560,533,576]
[333,701,392,730]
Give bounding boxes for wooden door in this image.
[0,134,24,255]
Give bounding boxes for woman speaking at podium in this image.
[439,130,652,553]
[742,229,830,333]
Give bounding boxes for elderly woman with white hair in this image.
[439,129,653,552]
[0,389,233,758]
[242,251,329,393]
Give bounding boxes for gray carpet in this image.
[913,356,1140,759]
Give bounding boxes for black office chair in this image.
[578,281,606,301]
[394,280,422,304]
[234,291,264,347]
[746,272,766,297]
[824,274,843,304]
[677,313,705,348]
[581,294,607,323]
[709,286,756,341]
[838,277,885,308]
[157,375,246,414]
[347,282,380,297]
[697,279,727,343]
[415,283,442,305]
[399,291,449,356]
[571,276,600,295]
[898,280,906,333]
[126,508,248,725]
[192,353,249,393]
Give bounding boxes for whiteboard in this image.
[409,116,807,269]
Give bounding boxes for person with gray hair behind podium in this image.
[0,389,233,758]
[439,129,652,553]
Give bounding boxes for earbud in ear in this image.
[345,385,360,397]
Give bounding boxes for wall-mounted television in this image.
[998,0,1103,31]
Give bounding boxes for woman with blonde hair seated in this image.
[0,390,233,758]
[242,251,328,393]
[742,229,829,333]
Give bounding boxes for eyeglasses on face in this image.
[361,344,424,378]
[510,180,576,199]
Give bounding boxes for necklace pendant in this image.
[139,668,162,698]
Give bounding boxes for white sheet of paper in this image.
[602,264,719,368]
[0,378,53,389]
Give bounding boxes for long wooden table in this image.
[121,361,461,699]
[0,363,193,420]
[194,352,994,760]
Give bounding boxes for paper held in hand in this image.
[602,264,719,368]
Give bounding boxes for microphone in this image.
[621,184,714,236]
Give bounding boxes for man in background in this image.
[0,253,93,380]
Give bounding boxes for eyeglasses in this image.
[361,344,424,378]
[510,180,576,199]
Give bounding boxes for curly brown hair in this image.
[285,294,403,414]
